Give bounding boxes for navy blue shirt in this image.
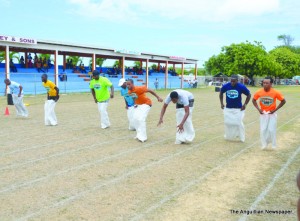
[221,82,250,108]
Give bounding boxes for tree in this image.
[277,34,294,46]
[269,47,300,78]
[204,41,281,80]
[0,51,20,63]
[66,56,83,66]
[89,57,106,68]
[133,61,141,69]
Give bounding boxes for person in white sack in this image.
[90,70,114,129]
[219,75,251,142]
[252,76,286,150]
[158,89,195,144]
[41,74,59,126]
[4,79,29,117]
[118,78,135,130]
[127,79,163,142]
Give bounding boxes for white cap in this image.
[118,78,126,86]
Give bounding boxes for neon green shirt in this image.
[89,77,112,102]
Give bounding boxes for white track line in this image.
[0,116,226,171]
[130,114,299,221]
[0,104,217,156]
[16,135,223,221]
[9,115,283,219]
[238,145,300,221]
[0,120,227,194]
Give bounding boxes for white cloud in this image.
[67,0,280,23]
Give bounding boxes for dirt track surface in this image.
[0,87,299,221]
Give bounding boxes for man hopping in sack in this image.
[41,74,59,126]
[158,89,195,144]
[219,75,251,142]
[252,76,286,150]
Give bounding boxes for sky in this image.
[0,0,299,68]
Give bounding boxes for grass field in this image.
[0,86,299,221]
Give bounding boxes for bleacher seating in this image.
[0,66,188,96]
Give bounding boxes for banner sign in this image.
[0,35,37,45]
[115,49,141,56]
[169,56,186,61]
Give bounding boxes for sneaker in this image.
[175,140,182,145]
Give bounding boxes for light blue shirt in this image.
[120,87,134,107]
[9,81,23,95]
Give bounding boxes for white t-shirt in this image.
[165,89,194,106]
[9,81,23,95]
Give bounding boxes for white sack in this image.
[223,108,245,142]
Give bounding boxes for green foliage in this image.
[151,64,157,70]
[0,51,20,63]
[66,56,83,66]
[204,41,299,78]
[133,61,141,69]
[269,47,300,78]
[277,34,294,46]
[89,58,106,67]
[39,54,53,62]
[113,60,120,68]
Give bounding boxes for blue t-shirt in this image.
[221,82,250,108]
[120,87,134,107]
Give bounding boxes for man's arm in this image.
[177,106,190,133]
[110,85,114,98]
[158,103,168,126]
[91,89,97,103]
[147,89,163,102]
[270,99,286,114]
[54,86,59,102]
[241,93,251,110]
[18,85,23,97]
[219,91,225,109]
[252,98,263,114]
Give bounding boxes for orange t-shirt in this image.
[253,88,284,112]
[129,86,152,106]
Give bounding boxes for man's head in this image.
[170,91,179,103]
[4,79,11,85]
[230,75,238,87]
[118,78,127,88]
[126,79,134,90]
[263,76,273,91]
[41,74,48,83]
[92,70,100,80]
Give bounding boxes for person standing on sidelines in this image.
[90,70,114,129]
[4,79,29,118]
[219,75,251,142]
[41,74,59,126]
[119,78,135,130]
[158,89,195,144]
[127,79,163,142]
[252,76,286,150]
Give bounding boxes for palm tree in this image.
[0,51,20,63]
[66,56,83,66]
[89,57,106,68]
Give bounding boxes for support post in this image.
[5,45,10,94]
[54,50,59,87]
[165,61,168,89]
[63,54,66,70]
[92,53,96,71]
[122,56,125,78]
[146,59,149,88]
[180,62,184,89]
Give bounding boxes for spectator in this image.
[47,58,52,68]
[33,53,38,68]
[80,64,87,73]
[36,58,44,73]
[43,58,49,72]
[59,69,67,81]
[154,78,159,90]
[20,56,25,68]
[9,59,17,72]
[27,53,33,68]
